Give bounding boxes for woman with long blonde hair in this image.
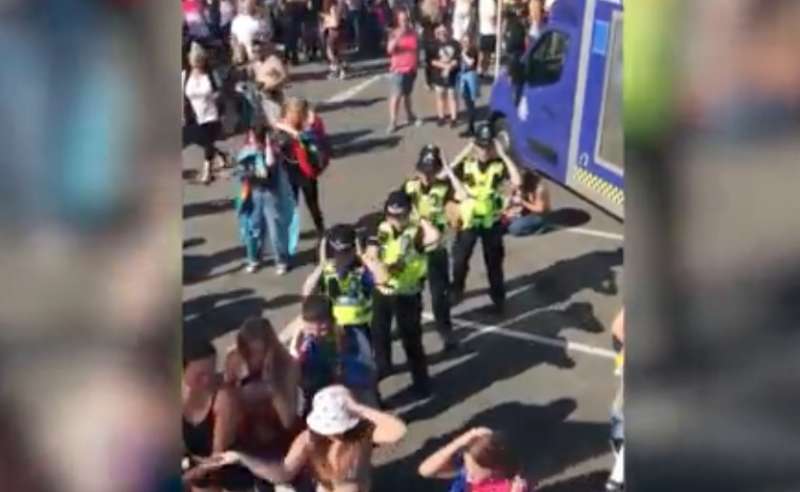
[224,317,302,461]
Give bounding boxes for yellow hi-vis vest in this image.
[460,158,506,229]
[405,179,449,229]
[377,221,427,295]
[405,178,449,251]
[321,262,373,326]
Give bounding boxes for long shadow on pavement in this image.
[386,301,603,419]
[537,470,610,492]
[183,288,301,345]
[376,399,610,491]
[318,97,385,114]
[328,129,373,149]
[184,198,235,220]
[461,248,623,307]
[333,135,402,159]
[184,245,246,285]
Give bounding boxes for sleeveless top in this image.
[182,391,217,458]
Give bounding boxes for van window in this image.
[525,31,569,86]
[596,13,623,171]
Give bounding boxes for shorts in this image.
[479,34,497,53]
[433,82,456,93]
[432,69,458,90]
[389,71,417,96]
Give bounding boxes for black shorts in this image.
[432,71,458,89]
[479,34,497,53]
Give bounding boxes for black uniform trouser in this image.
[427,248,453,336]
[371,291,431,389]
[451,222,506,306]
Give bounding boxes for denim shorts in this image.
[390,71,417,96]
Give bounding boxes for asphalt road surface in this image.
[183,57,624,491]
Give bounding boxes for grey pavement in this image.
[183,58,624,491]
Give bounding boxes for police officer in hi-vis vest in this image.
[302,223,388,344]
[403,145,461,351]
[449,122,522,313]
[370,190,442,398]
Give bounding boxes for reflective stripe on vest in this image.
[321,262,372,326]
[460,158,506,229]
[377,221,427,295]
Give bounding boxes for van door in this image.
[510,28,576,183]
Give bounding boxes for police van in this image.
[490,0,623,218]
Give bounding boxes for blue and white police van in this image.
[490,0,623,218]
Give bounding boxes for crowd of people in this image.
[182,0,623,491]
[182,0,556,144]
[183,116,552,490]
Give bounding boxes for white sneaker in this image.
[245,261,259,273]
[275,263,289,276]
[413,118,423,128]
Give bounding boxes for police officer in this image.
[302,223,387,343]
[404,145,459,351]
[449,122,522,312]
[370,191,442,397]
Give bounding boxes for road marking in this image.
[324,74,385,104]
[557,227,624,241]
[423,312,616,360]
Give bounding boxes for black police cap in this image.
[384,190,412,216]
[417,145,443,173]
[327,224,356,252]
[474,122,495,148]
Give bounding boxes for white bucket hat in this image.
[306,385,361,436]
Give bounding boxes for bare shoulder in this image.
[214,385,241,413]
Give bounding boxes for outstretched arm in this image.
[213,431,311,483]
[438,148,470,202]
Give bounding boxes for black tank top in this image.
[182,391,217,457]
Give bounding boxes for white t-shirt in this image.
[478,0,498,35]
[231,14,268,59]
[183,71,220,125]
[451,0,472,42]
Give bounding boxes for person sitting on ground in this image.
[288,295,379,410]
[418,427,532,492]
[223,318,303,459]
[182,340,252,492]
[205,385,407,492]
[501,169,551,237]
